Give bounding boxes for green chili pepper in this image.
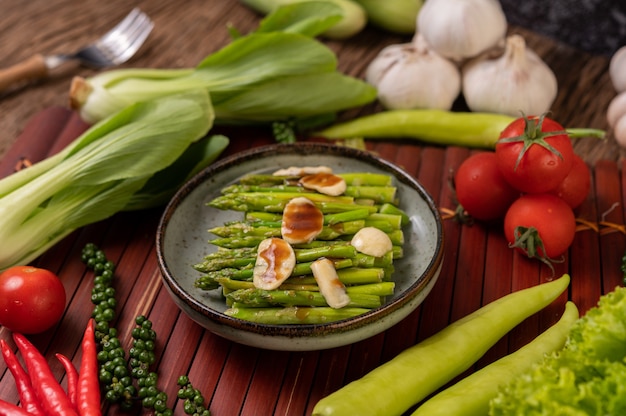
[317,110,605,149]
[311,274,571,416]
[411,301,579,416]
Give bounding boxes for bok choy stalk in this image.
[69,2,377,125]
[0,89,222,270]
[353,0,423,34]
[239,0,367,39]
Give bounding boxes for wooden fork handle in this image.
[0,54,49,93]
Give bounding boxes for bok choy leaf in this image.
[0,89,219,270]
[69,3,376,126]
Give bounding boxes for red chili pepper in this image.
[0,340,45,416]
[12,333,78,416]
[55,353,79,410]
[0,398,31,416]
[77,319,101,416]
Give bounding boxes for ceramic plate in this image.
[156,143,444,351]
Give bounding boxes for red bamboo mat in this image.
[0,107,623,415]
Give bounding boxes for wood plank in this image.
[1,106,625,414]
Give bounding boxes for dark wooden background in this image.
[0,0,621,163]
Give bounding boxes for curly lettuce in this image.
[489,286,626,416]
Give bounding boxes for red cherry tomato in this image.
[454,152,520,221]
[496,114,574,193]
[504,193,576,261]
[549,154,591,210]
[0,266,66,334]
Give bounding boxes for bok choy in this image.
[69,2,377,125]
[0,90,226,270]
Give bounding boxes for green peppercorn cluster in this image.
[129,315,171,415]
[271,119,297,143]
[82,244,136,410]
[81,243,210,415]
[177,375,211,416]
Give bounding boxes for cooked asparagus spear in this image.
[226,288,382,308]
[224,306,371,324]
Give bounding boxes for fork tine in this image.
[96,9,154,64]
[101,8,144,40]
[0,7,154,90]
[111,18,154,64]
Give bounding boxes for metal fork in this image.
[0,8,154,93]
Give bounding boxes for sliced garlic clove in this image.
[311,258,351,309]
[272,166,333,177]
[299,172,347,196]
[281,197,324,245]
[350,227,393,257]
[253,237,296,290]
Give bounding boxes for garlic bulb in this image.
[365,43,408,87]
[613,114,626,148]
[365,35,461,110]
[607,91,626,127]
[610,45,626,93]
[461,34,558,117]
[607,91,626,148]
[417,0,507,61]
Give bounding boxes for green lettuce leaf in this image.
[489,286,626,416]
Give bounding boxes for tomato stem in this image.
[498,113,568,170]
[509,225,563,274]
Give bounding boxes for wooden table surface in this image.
[1,1,625,415]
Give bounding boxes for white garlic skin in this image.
[417,0,508,61]
[607,91,626,128]
[613,114,626,148]
[609,45,626,93]
[461,34,558,117]
[365,43,409,87]
[366,37,461,111]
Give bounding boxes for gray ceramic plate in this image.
[156,143,444,351]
